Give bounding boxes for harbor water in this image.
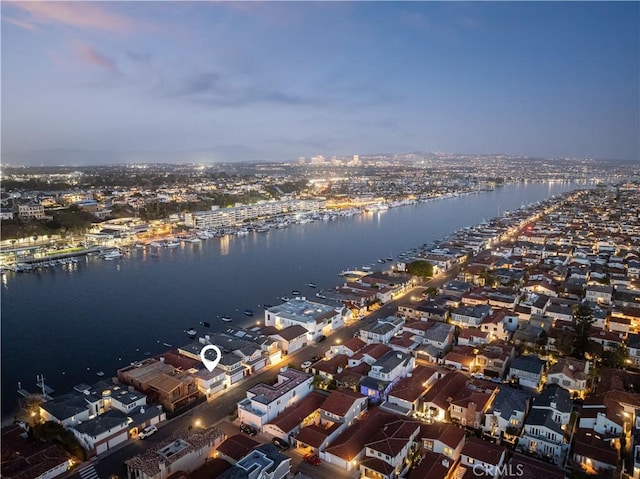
[1,181,580,417]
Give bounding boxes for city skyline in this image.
[2,1,639,165]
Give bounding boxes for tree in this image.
[555,330,576,357]
[407,260,434,280]
[572,304,595,360]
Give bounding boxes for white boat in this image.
[103,251,123,260]
[96,371,105,377]
[221,316,232,323]
[186,328,197,336]
[236,229,249,236]
[165,240,180,248]
[306,283,317,288]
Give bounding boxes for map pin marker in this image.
[200,344,222,372]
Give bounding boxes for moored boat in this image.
[221,316,232,322]
[244,309,254,316]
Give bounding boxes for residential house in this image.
[546,357,589,399]
[420,422,466,460]
[457,328,490,347]
[231,444,291,479]
[237,368,313,430]
[266,325,309,354]
[383,365,439,415]
[474,342,516,379]
[450,304,493,327]
[265,298,347,342]
[295,389,368,452]
[360,351,414,401]
[422,373,470,423]
[585,285,614,305]
[571,429,619,475]
[359,316,405,344]
[455,437,506,479]
[263,391,326,443]
[482,387,531,443]
[449,387,497,430]
[359,419,422,479]
[507,355,546,391]
[125,426,225,479]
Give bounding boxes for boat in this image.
[306,283,317,288]
[281,296,291,302]
[361,265,372,271]
[103,251,123,260]
[315,292,327,299]
[162,343,172,347]
[165,240,180,248]
[202,321,211,328]
[291,290,301,296]
[221,316,232,323]
[186,327,197,336]
[244,309,254,316]
[377,259,385,263]
[96,371,105,377]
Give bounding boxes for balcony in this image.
[238,398,265,417]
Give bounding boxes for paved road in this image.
[81,266,461,478]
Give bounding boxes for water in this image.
[0,181,579,416]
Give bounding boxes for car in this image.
[317,335,327,343]
[240,423,258,436]
[139,425,158,439]
[489,377,503,384]
[272,437,290,450]
[470,373,485,380]
[304,453,321,466]
[311,356,321,363]
[301,361,313,369]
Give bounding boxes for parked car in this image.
[271,437,290,450]
[304,453,321,466]
[316,335,327,343]
[311,356,322,363]
[470,373,485,379]
[301,361,312,369]
[240,423,258,436]
[139,425,158,439]
[489,377,503,384]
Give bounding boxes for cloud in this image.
[4,1,136,32]
[3,16,40,31]
[75,43,119,73]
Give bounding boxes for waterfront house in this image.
[266,324,308,354]
[265,298,346,342]
[237,368,313,430]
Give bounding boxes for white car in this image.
[139,425,158,439]
[301,361,313,369]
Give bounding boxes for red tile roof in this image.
[388,365,438,403]
[461,436,505,466]
[268,391,326,433]
[216,434,260,461]
[325,409,397,461]
[321,389,366,417]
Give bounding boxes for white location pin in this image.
[200,344,222,372]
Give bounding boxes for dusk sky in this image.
[2,1,639,165]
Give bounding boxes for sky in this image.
[1,1,639,165]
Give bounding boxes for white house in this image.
[265,299,347,342]
[237,368,313,429]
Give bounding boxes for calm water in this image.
[1,182,579,416]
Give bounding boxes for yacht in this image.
[186,327,197,336]
[306,283,317,288]
[244,309,254,317]
[221,316,233,323]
